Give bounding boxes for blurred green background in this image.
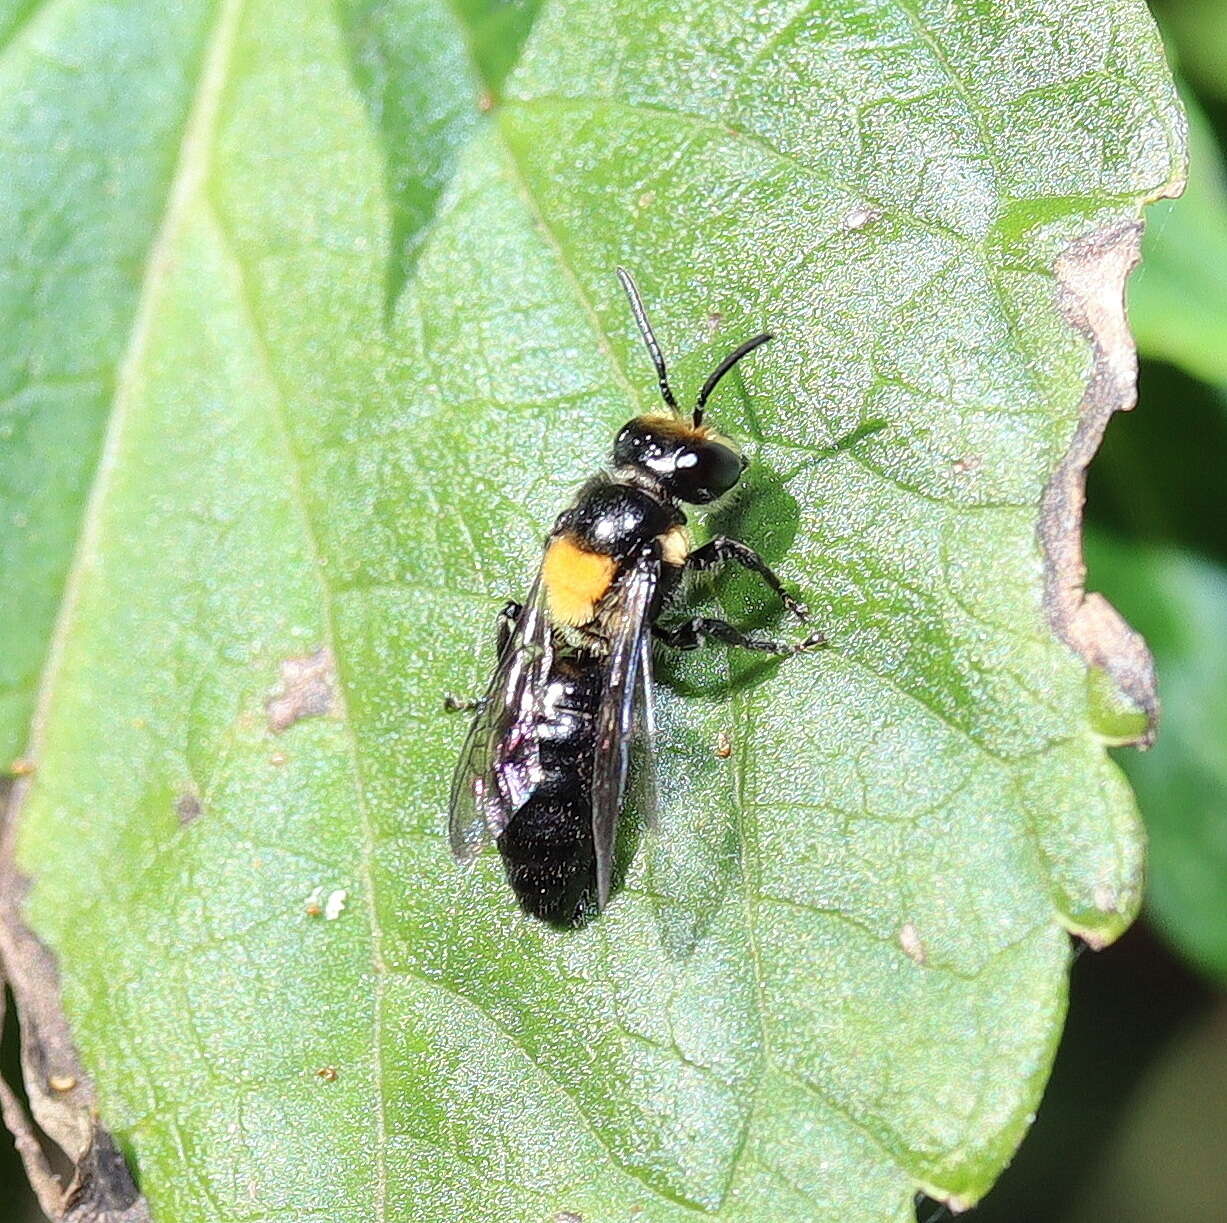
[2,3,1225,1220]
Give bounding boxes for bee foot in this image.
[784,595,809,622]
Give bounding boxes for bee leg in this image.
[446,600,524,712]
[654,616,825,656]
[685,537,809,621]
[496,600,523,654]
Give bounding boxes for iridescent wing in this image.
[448,573,554,865]
[592,549,661,909]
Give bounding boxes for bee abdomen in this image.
[497,784,595,923]
[496,659,602,925]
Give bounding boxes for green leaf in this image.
[338,0,545,306]
[1087,533,1227,981]
[3,1,1181,1219]
[0,0,526,766]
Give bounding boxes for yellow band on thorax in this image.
[542,536,616,626]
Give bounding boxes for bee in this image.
[448,269,823,925]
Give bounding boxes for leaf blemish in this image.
[304,886,347,920]
[1040,220,1159,746]
[266,647,338,733]
[175,792,202,825]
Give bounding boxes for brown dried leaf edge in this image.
[1041,219,1160,745]
[0,778,150,1223]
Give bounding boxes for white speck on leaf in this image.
[843,204,878,230]
[899,922,926,965]
[324,889,347,921]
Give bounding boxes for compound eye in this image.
[699,443,743,495]
[674,442,743,501]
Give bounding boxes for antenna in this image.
[693,332,772,426]
[616,267,679,413]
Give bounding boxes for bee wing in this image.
[592,549,660,909]
[633,628,660,830]
[448,573,555,865]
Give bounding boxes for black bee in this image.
[448,269,822,925]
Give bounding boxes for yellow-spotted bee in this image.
[449,269,822,925]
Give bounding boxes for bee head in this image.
[613,267,771,504]
[612,416,746,504]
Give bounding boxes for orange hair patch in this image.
[631,412,712,442]
[542,536,617,626]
